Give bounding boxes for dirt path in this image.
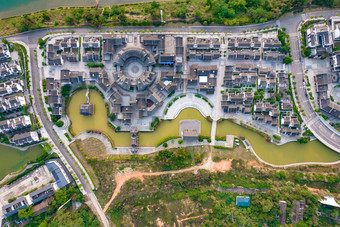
[103,151,232,212]
[177,214,206,226]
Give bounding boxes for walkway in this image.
[164,93,213,120]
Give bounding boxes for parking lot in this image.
[0,165,54,210]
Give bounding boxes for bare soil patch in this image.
[247,160,264,169]
[213,159,232,172]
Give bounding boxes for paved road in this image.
[15,43,110,227]
[287,12,340,153]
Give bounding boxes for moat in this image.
[68,90,340,165]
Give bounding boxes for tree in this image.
[16,17,33,32]
[31,124,38,131]
[283,56,293,64]
[275,92,282,101]
[2,39,9,45]
[194,10,201,17]
[171,4,188,19]
[42,12,50,22]
[111,6,121,16]
[304,47,311,57]
[54,188,69,206]
[151,0,160,9]
[275,171,286,179]
[61,84,71,97]
[331,209,339,217]
[18,206,34,219]
[65,16,74,25]
[50,205,99,226]
[297,137,310,144]
[22,105,29,114]
[228,0,247,12]
[38,38,47,49]
[83,11,93,23]
[108,113,115,121]
[254,90,264,101]
[56,120,64,127]
[156,149,174,161]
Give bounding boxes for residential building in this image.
[29,185,54,204]
[0,115,31,133]
[221,91,253,114]
[306,21,333,56]
[291,200,306,225]
[315,73,340,119]
[188,64,217,94]
[82,37,101,62]
[0,62,21,78]
[0,43,10,64]
[0,79,23,97]
[102,34,126,61]
[187,36,220,60]
[330,16,340,46]
[60,69,83,84]
[10,131,39,146]
[0,96,26,113]
[254,101,280,127]
[331,52,340,72]
[263,38,282,50]
[45,77,62,116]
[47,37,79,65]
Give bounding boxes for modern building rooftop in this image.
[236,196,250,207]
[46,159,72,189]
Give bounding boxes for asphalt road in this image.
[25,44,110,227]
[287,12,340,153]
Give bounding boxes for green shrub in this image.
[64,133,72,142]
[86,62,104,67]
[213,146,229,149]
[156,136,179,147]
[283,56,293,64]
[297,137,310,144]
[56,120,64,127]
[273,135,281,141]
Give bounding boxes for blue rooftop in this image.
[46,160,69,189]
[236,196,250,207]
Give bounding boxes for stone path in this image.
[164,93,212,120]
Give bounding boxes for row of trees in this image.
[8,0,338,34]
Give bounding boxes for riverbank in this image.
[66,89,340,166]
[0,0,338,37]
